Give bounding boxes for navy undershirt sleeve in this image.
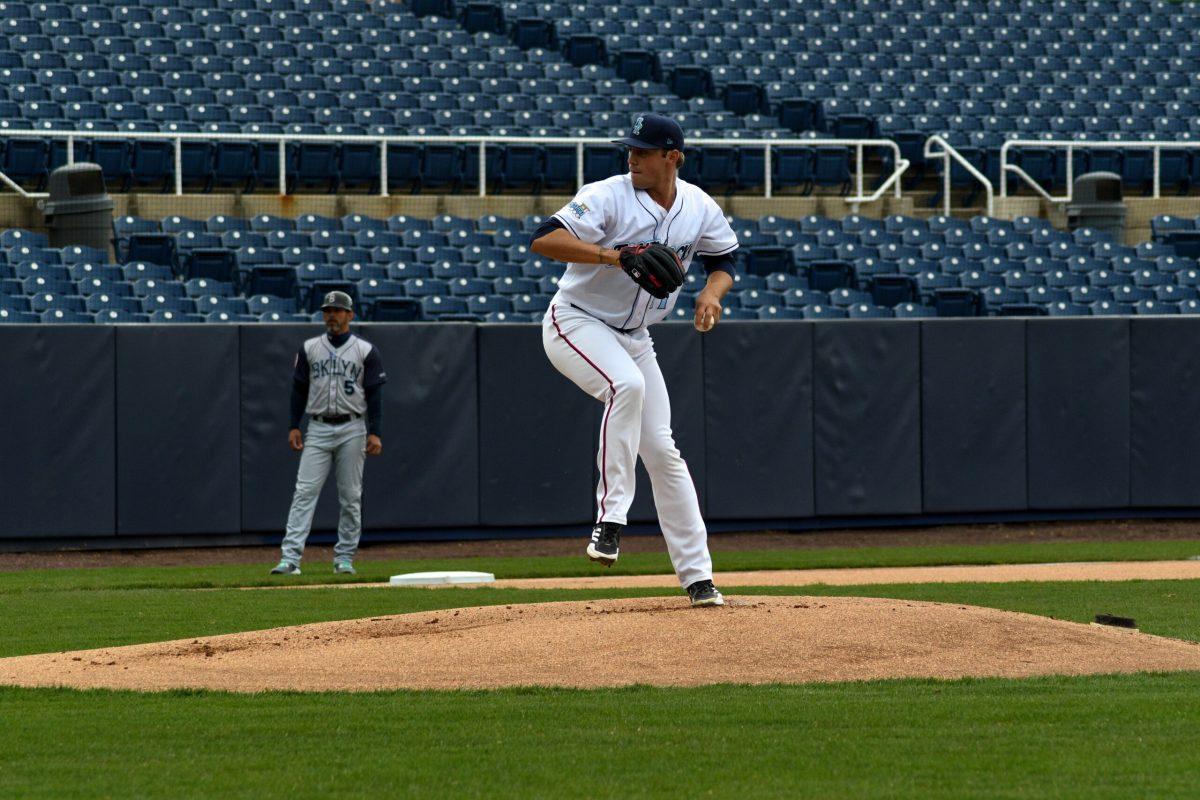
[699,251,737,278]
[289,381,307,430]
[365,384,382,437]
[530,217,566,244]
[289,346,309,429]
[363,348,386,388]
[292,345,310,384]
[363,348,384,437]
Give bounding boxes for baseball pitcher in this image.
[529,113,738,607]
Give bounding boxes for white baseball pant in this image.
[281,418,367,565]
[543,302,713,588]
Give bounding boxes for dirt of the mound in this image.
[3,596,1199,693]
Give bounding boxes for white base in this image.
[389,570,496,586]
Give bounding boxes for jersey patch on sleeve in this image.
[568,201,590,219]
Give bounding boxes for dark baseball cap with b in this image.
[320,290,353,311]
[612,113,685,151]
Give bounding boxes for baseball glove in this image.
[618,243,684,299]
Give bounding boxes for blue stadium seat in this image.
[752,305,802,320]
[184,250,237,282]
[30,292,87,314]
[845,303,893,319]
[868,275,919,307]
[812,147,851,194]
[123,234,178,272]
[176,231,222,253]
[777,98,824,133]
[371,297,422,321]
[1046,302,1092,317]
[297,263,345,286]
[764,273,806,293]
[294,214,342,234]
[70,264,124,284]
[511,19,556,51]
[245,266,297,301]
[563,35,607,69]
[419,295,468,318]
[583,146,625,183]
[512,293,551,314]
[818,285,865,308]
[3,138,50,190]
[402,278,447,297]
[59,246,109,267]
[893,302,937,318]
[781,289,829,310]
[933,288,982,317]
[801,304,848,320]
[419,144,462,191]
[247,294,298,316]
[805,261,854,292]
[39,308,91,323]
[183,277,234,298]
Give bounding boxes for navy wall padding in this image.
[703,321,815,519]
[13,317,1200,543]
[1130,318,1200,507]
[116,326,241,535]
[921,320,1027,513]
[356,323,479,527]
[1026,319,1131,510]
[478,324,595,526]
[627,322,707,523]
[814,321,922,516]
[239,325,341,533]
[0,326,115,538]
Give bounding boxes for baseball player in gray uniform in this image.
[529,113,738,607]
[271,290,387,576]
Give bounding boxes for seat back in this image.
[806,260,854,292]
[933,288,982,317]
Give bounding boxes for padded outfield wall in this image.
[1,318,1197,542]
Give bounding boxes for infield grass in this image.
[4,537,1200,593]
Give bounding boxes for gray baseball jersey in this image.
[293,333,385,418]
[551,173,739,330]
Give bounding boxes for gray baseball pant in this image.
[281,419,367,565]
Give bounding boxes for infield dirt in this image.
[2,596,1200,692]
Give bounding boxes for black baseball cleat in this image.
[686,579,725,607]
[586,522,622,566]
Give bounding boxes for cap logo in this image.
[325,292,337,305]
[632,115,644,136]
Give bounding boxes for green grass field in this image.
[3,538,1200,798]
[3,537,1200,593]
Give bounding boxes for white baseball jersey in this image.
[295,333,382,418]
[551,174,739,331]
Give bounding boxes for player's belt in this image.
[312,413,360,425]
[570,303,638,334]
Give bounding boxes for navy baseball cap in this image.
[320,290,354,311]
[612,113,685,151]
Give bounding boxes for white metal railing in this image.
[1000,138,1196,202]
[924,135,995,217]
[0,129,907,204]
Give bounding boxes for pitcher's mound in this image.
[4,596,1200,693]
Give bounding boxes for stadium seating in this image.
[37,0,1200,194]
[2,0,1200,319]
[6,209,1200,325]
